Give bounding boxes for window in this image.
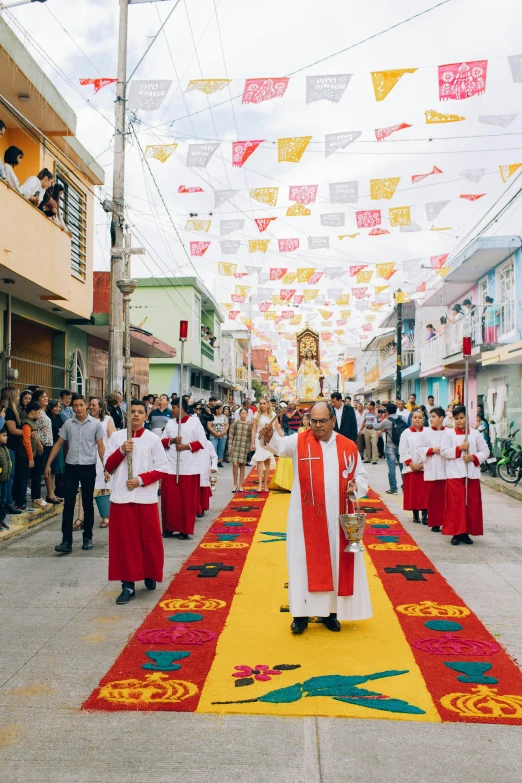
[496,261,515,334]
[56,171,87,280]
[131,383,140,398]
[71,349,86,395]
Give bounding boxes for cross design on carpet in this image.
[186,562,236,578]
[384,564,435,581]
[259,531,286,543]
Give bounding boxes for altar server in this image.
[399,408,428,524]
[422,407,447,532]
[197,437,218,516]
[440,405,489,545]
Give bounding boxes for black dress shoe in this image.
[291,617,309,634]
[82,539,93,551]
[421,512,428,526]
[0,520,9,530]
[162,530,174,538]
[322,614,341,632]
[451,535,461,546]
[55,541,72,554]
[413,512,421,523]
[116,587,135,605]
[196,513,205,518]
[175,532,189,540]
[144,578,156,590]
[460,533,474,544]
[431,526,441,532]
[7,505,22,515]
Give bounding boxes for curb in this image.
[480,475,522,502]
[0,502,63,543]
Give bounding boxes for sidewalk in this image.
[480,472,522,501]
[0,461,521,783]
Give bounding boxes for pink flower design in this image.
[232,664,282,682]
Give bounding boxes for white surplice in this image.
[268,430,373,621]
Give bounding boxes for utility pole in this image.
[396,289,403,400]
[108,0,129,394]
[247,296,252,400]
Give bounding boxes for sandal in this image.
[46,496,62,505]
[72,518,84,530]
[100,518,109,528]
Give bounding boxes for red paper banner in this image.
[362,323,374,332]
[375,122,412,142]
[438,60,488,101]
[231,294,245,303]
[242,78,289,104]
[356,210,381,228]
[270,268,288,280]
[293,294,304,304]
[228,310,240,320]
[430,254,449,269]
[411,165,442,184]
[232,140,264,167]
[350,264,367,276]
[275,316,284,325]
[368,228,390,235]
[282,310,294,319]
[308,271,323,284]
[190,241,210,256]
[460,194,485,201]
[336,319,347,326]
[280,289,297,301]
[255,217,276,232]
[79,78,117,93]
[234,272,249,278]
[259,302,272,312]
[288,184,318,205]
[416,282,427,293]
[278,238,300,253]
[352,287,369,299]
[179,185,204,193]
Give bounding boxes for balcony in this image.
[235,366,247,381]
[420,303,516,375]
[201,339,214,360]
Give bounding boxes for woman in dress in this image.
[208,403,229,468]
[250,397,275,492]
[46,399,65,503]
[31,389,53,508]
[222,404,232,463]
[89,396,116,528]
[228,407,253,492]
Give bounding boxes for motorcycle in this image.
[496,422,522,485]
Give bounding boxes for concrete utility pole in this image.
[108,0,129,394]
[396,289,403,400]
[246,296,252,399]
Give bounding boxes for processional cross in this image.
[300,444,321,505]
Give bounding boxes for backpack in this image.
[390,415,408,446]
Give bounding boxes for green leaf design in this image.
[272,664,301,671]
[336,696,426,715]
[234,677,254,688]
[258,683,303,703]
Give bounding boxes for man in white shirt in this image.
[394,398,410,424]
[425,395,436,413]
[233,398,254,422]
[19,167,54,206]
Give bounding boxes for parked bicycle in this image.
[495,422,522,485]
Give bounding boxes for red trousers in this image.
[426,479,446,527]
[198,485,212,514]
[403,471,427,511]
[108,502,163,582]
[443,478,483,537]
[161,474,200,535]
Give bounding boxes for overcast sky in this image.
[5,0,522,374]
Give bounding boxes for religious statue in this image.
[297,348,322,400]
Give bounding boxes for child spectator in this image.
[0,427,12,530]
[3,146,24,192]
[20,168,53,206]
[0,120,7,182]
[13,402,41,511]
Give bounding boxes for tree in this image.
[252,379,266,401]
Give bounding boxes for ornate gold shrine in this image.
[296,325,323,402]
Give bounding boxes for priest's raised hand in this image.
[259,423,274,443]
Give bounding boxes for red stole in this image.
[297,429,356,597]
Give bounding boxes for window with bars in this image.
[56,171,87,280]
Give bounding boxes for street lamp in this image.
[1,0,48,8]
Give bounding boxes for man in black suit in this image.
[330,392,358,443]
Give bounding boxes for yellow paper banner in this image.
[143,143,178,163]
[278,136,312,163]
[304,289,319,301]
[365,315,376,322]
[220,303,232,311]
[356,270,373,284]
[376,262,396,280]
[185,219,211,232]
[291,315,303,325]
[499,163,522,183]
[425,109,465,124]
[286,202,311,216]
[218,262,237,276]
[336,294,350,305]
[374,286,389,294]
[235,285,251,297]
[430,225,452,231]
[389,206,411,227]
[318,309,333,319]
[248,239,270,253]
[185,79,231,94]
[250,187,278,206]
[339,233,360,239]
[370,177,401,200]
[395,291,411,303]
[340,309,351,318]
[264,312,277,320]
[370,68,417,101]
[282,271,298,284]
[297,267,315,282]
[437,268,450,278]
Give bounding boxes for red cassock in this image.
[198,486,212,514]
[161,474,200,535]
[108,503,164,582]
[426,479,446,527]
[403,471,428,510]
[443,478,483,536]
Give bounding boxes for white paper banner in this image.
[257,286,273,298]
[400,221,422,233]
[214,189,240,208]
[187,143,220,167]
[329,181,358,204]
[245,265,263,275]
[220,219,244,236]
[355,300,368,312]
[315,295,325,305]
[478,114,518,127]
[127,80,171,110]
[324,267,346,279]
[306,74,352,104]
[508,54,522,83]
[324,131,361,158]
[402,259,422,277]
[308,236,330,250]
[220,240,241,254]
[320,212,345,227]
[327,288,343,299]
[425,201,450,221]
[458,168,487,183]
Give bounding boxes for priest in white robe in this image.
[260,401,372,634]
